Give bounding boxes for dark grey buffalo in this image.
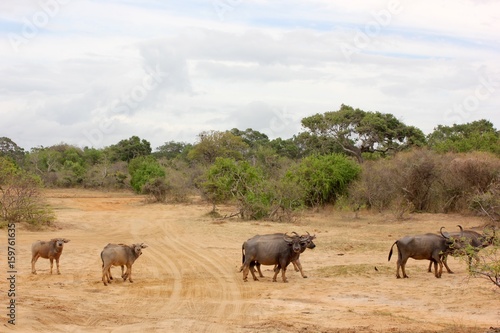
[388,227,463,278]
[252,232,316,278]
[428,225,496,274]
[241,233,307,282]
[31,238,70,275]
[101,243,148,286]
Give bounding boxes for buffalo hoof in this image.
[302,276,308,278]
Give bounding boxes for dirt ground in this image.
[1,189,499,333]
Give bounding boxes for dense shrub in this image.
[0,157,54,227]
[143,178,169,203]
[349,150,500,215]
[348,158,399,212]
[129,156,166,193]
[201,157,266,217]
[445,153,500,217]
[284,154,361,207]
[391,149,440,212]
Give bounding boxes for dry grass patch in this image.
[315,264,391,277]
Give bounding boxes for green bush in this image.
[284,154,361,207]
[202,157,269,218]
[129,156,166,193]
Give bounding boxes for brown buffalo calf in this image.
[31,238,70,275]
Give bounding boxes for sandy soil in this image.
[1,189,499,333]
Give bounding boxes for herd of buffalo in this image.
[30,225,496,285]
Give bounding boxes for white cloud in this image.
[0,0,499,151]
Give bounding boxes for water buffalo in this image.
[101,243,126,281]
[101,243,148,286]
[428,225,496,273]
[252,232,316,278]
[31,238,70,275]
[388,227,463,278]
[241,233,306,282]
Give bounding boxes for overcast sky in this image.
[1,0,499,151]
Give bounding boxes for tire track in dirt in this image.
[121,209,249,331]
[155,219,246,330]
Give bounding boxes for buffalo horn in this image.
[283,233,294,243]
[300,231,311,241]
[440,227,450,239]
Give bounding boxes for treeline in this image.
[1,105,499,225]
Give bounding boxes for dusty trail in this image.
[1,189,499,333]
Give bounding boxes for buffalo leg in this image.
[428,256,453,274]
[50,258,54,274]
[31,254,40,274]
[272,265,281,282]
[277,261,289,283]
[248,263,259,281]
[281,266,288,283]
[399,258,409,278]
[443,256,453,274]
[255,263,264,278]
[125,265,133,282]
[436,260,443,278]
[430,258,443,278]
[102,265,111,286]
[242,265,251,282]
[56,258,61,275]
[293,259,307,278]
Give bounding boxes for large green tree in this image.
[301,104,426,163]
[0,137,25,166]
[427,119,500,155]
[154,141,192,160]
[188,130,248,165]
[229,128,270,148]
[110,136,152,162]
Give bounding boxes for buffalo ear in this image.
[141,243,148,249]
[63,239,70,243]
